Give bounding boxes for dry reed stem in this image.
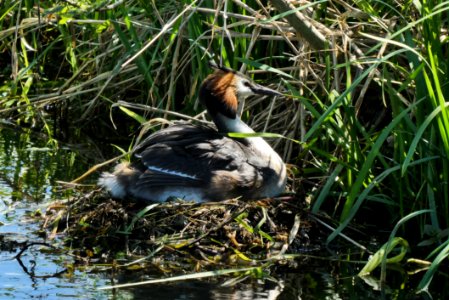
[270,0,328,50]
[1,0,402,169]
[115,100,210,123]
[121,0,199,68]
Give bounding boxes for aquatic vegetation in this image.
[43,191,319,276]
[1,0,449,295]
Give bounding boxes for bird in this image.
[98,66,287,203]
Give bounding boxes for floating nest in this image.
[43,190,324,276]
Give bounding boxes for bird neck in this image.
[212,113,280,160]
[213,113,254,134]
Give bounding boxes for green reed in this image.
[1,0,449,293]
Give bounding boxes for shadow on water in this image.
[0,125,446,299]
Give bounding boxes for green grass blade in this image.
[98,266,262,290]
[379,209,433,282]
[358,237,409,276]
[119,106,147,125]
[304,48,410,142]
[417,239,449,293]
[402,102,449,176]
[327,156,438,244]
[311,164,344,213]
[339,98,423,222]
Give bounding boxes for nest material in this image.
[43,190,321,273]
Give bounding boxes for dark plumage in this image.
[98,67,286,203]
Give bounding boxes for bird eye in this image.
[243,81,251,87]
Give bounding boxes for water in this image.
[0,125,445,299]
[0,125,110,299]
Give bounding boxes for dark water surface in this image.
[0,126,444,299]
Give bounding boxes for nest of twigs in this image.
[43,189,322,273]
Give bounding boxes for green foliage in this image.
[1,0,449,294]
[358,237,409,276]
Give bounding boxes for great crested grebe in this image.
[98,66,287,202]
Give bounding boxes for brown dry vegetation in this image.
[2,0,449,293]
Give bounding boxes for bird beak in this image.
[252,84,282,96]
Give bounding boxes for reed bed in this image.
[2,0,449,294]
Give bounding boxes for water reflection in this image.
[0,126,111,299]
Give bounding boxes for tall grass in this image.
[1,0,448,294]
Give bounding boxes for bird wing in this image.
[132,123,249,188]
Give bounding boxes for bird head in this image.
[199,66,281,120]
